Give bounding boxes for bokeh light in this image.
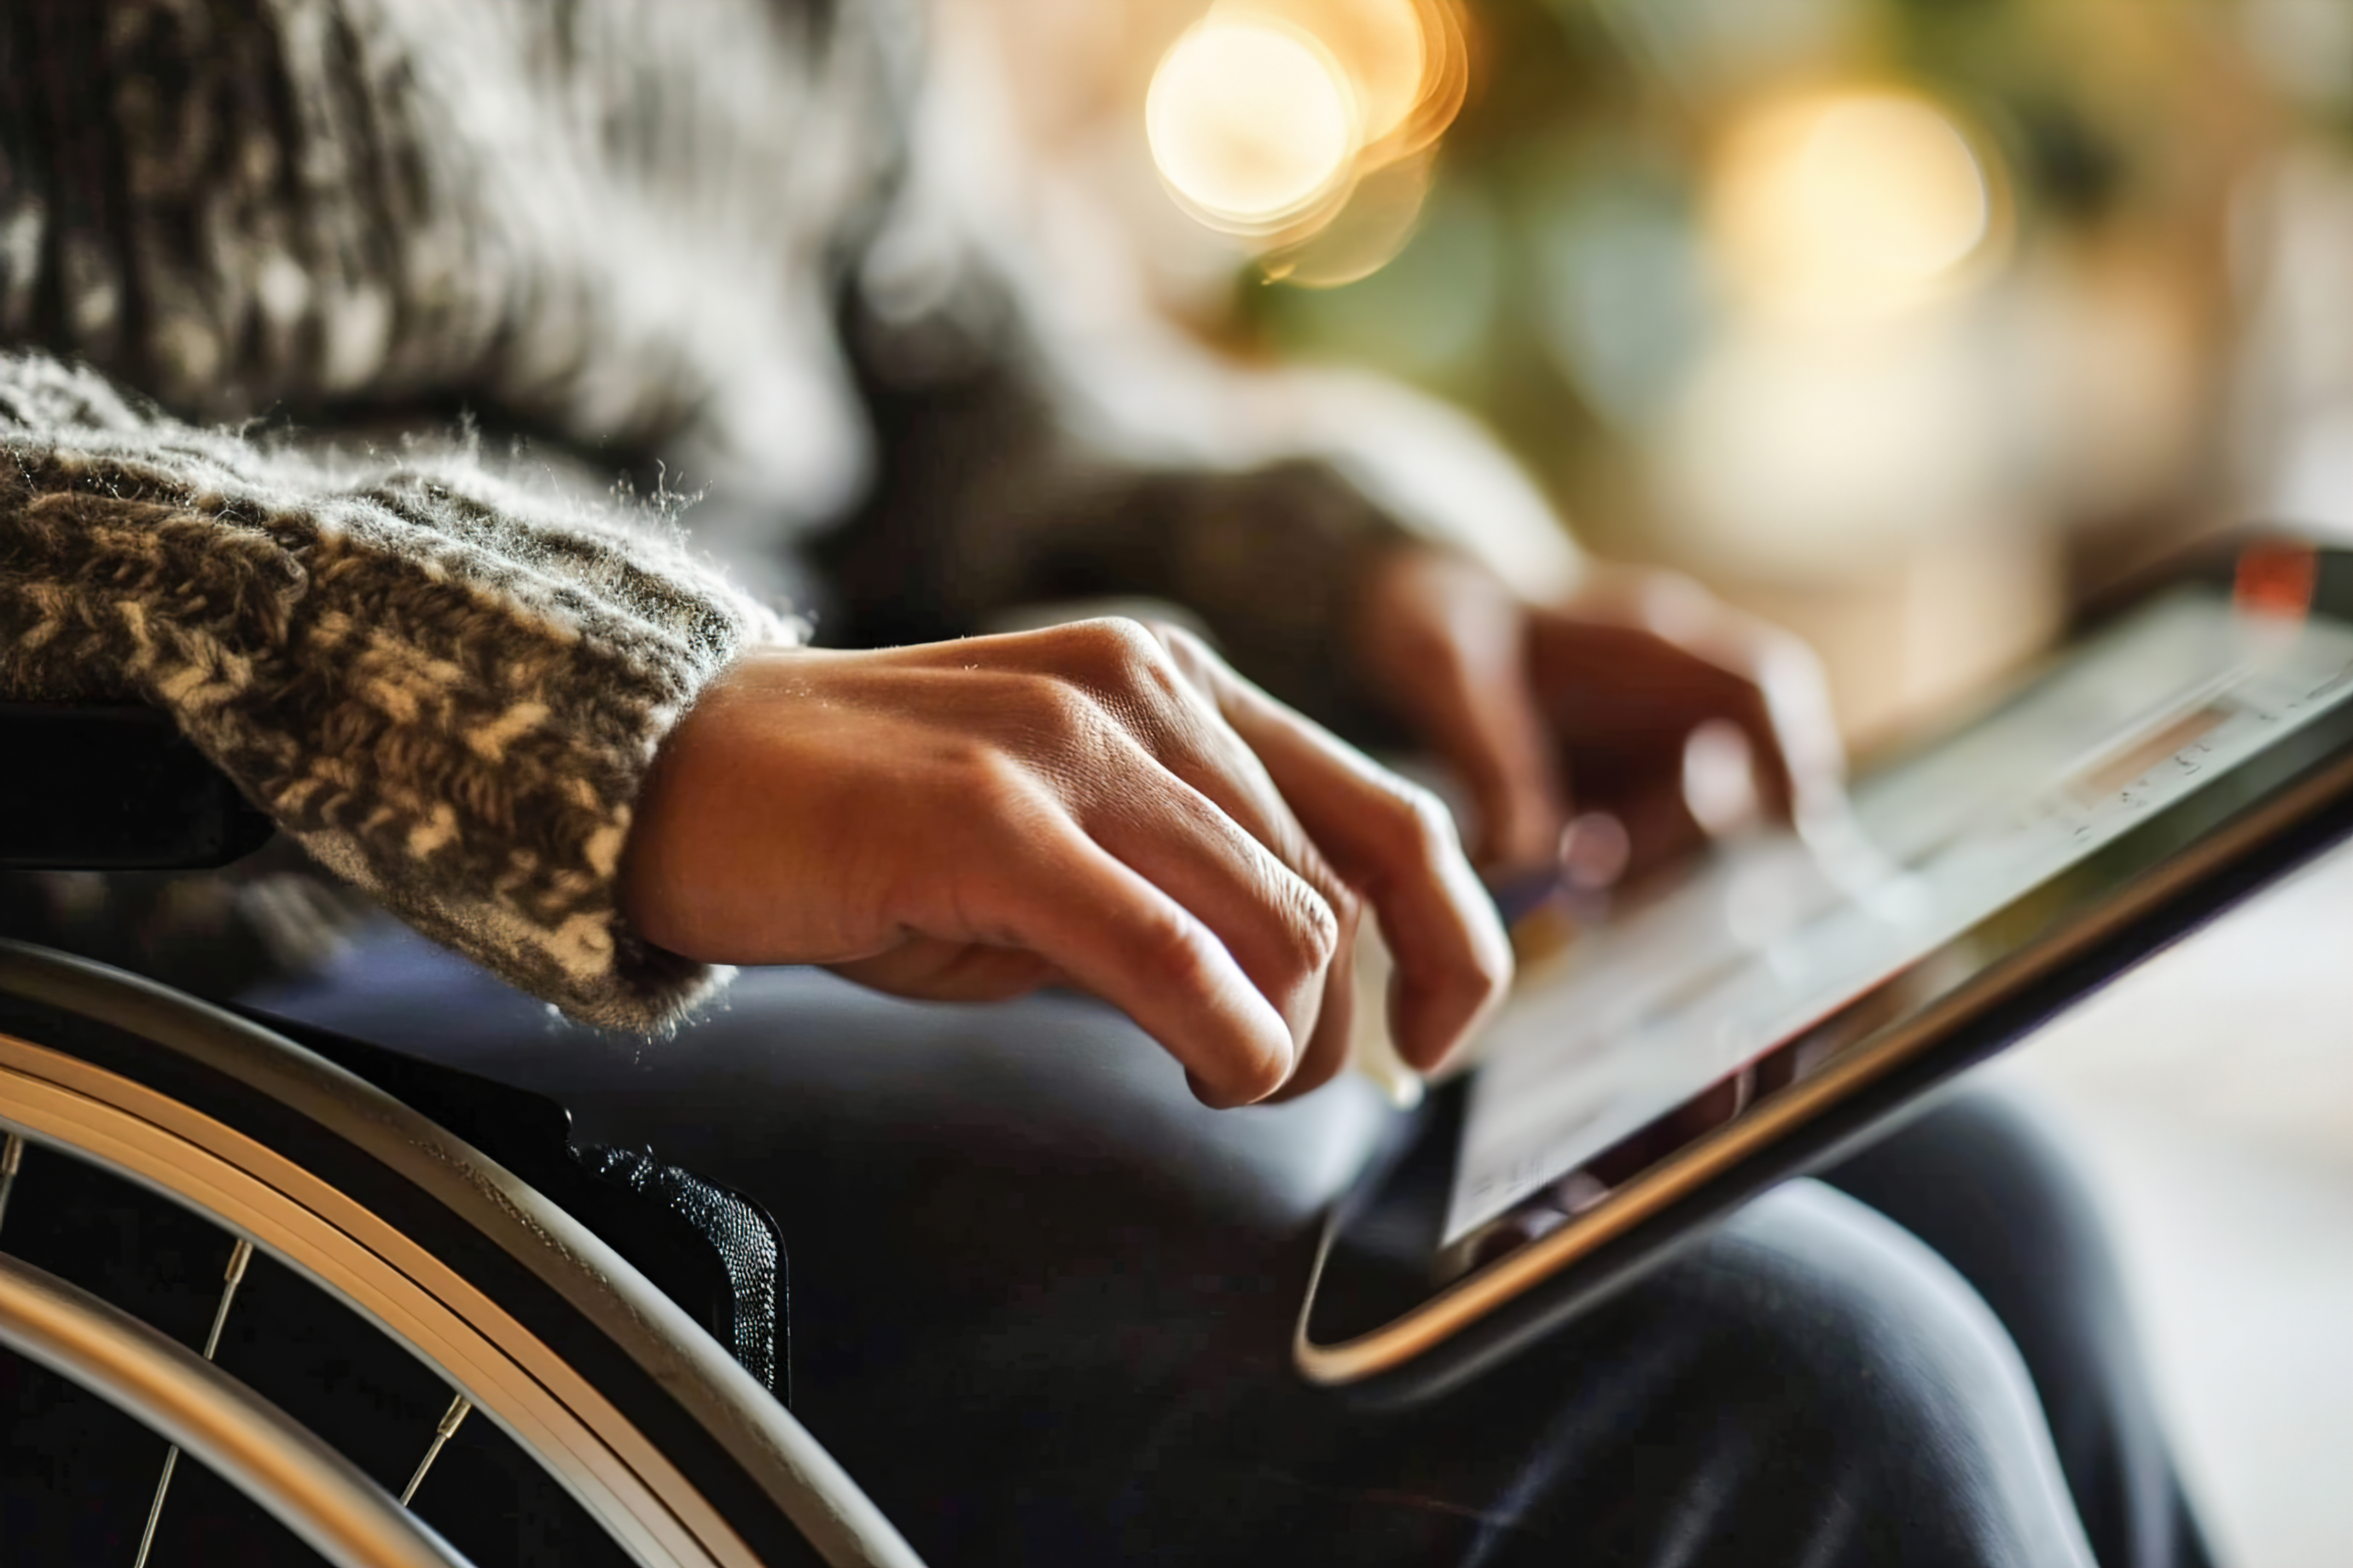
[1146,0,1468,267]
[1709,89,1996,319]
[1147,16,1359,231]
[1275,0,1426,147]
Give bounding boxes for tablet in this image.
[1297,537,2353,1402]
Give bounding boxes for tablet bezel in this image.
[1296,537,2353,1402]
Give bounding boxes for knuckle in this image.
[1284,876,1343,976]
[1134,906,1219,993]
[1051,616,1166,687]
[995,668,1111,760]
[1145,620,1213,673]
[1374,779,1461,866]
[1042,619,1197,736]
[1237,869,1339,1014]
[1322,873,1364,935]
[1031,674,1101,743]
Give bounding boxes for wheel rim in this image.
[0,1032,747,1567]
[0,1250,476,1568]
[0,940,924,1568]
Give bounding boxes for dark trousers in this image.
[250,932,2212,1568]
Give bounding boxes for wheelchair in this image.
[0,702,926,1567]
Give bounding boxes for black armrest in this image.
[0,703,275,870]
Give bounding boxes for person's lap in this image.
[1819,1097,2212,1568]
[250,925,2197,1568]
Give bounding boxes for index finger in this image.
[1198,668,1513,1074]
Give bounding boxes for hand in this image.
[1353,546,1845,883]
[620,620,1512,1106]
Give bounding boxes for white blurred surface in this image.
[1991,838,2353,1568]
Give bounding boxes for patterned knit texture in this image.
[0,0,903,493]
[0,353,795,1027]
[0,0,1421,1023]
[0,0,875,1025]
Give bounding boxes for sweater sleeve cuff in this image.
[232,474,798,1034]
[0,355,797,1031]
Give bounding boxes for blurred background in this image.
[934,2,2350,1561]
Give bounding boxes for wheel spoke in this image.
[132,1237,254,1567]
[399,1392,473,1507]
[198,1240,253,1362]
[131,1448,181,1568]
[0,1132,23,1238]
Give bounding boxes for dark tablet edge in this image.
[1303,691,2353,1408]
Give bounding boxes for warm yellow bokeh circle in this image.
[1147,0,1468,258]
[1147,17,1361,229]
[1710,89,1997,318]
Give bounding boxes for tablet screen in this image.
[1447,582,2353,1245]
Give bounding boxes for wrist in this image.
[619,647,815,959]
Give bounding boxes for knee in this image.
[1825,1087,2124,1301]
[1585,1181,2097,1567]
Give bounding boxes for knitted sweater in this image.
[0,0,1411,1028]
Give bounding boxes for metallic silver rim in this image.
[0,940,924,1568]
[0,1034,742,1566]
[0,1250,477,1568]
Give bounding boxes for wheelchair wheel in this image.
[0,939,923,1568]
